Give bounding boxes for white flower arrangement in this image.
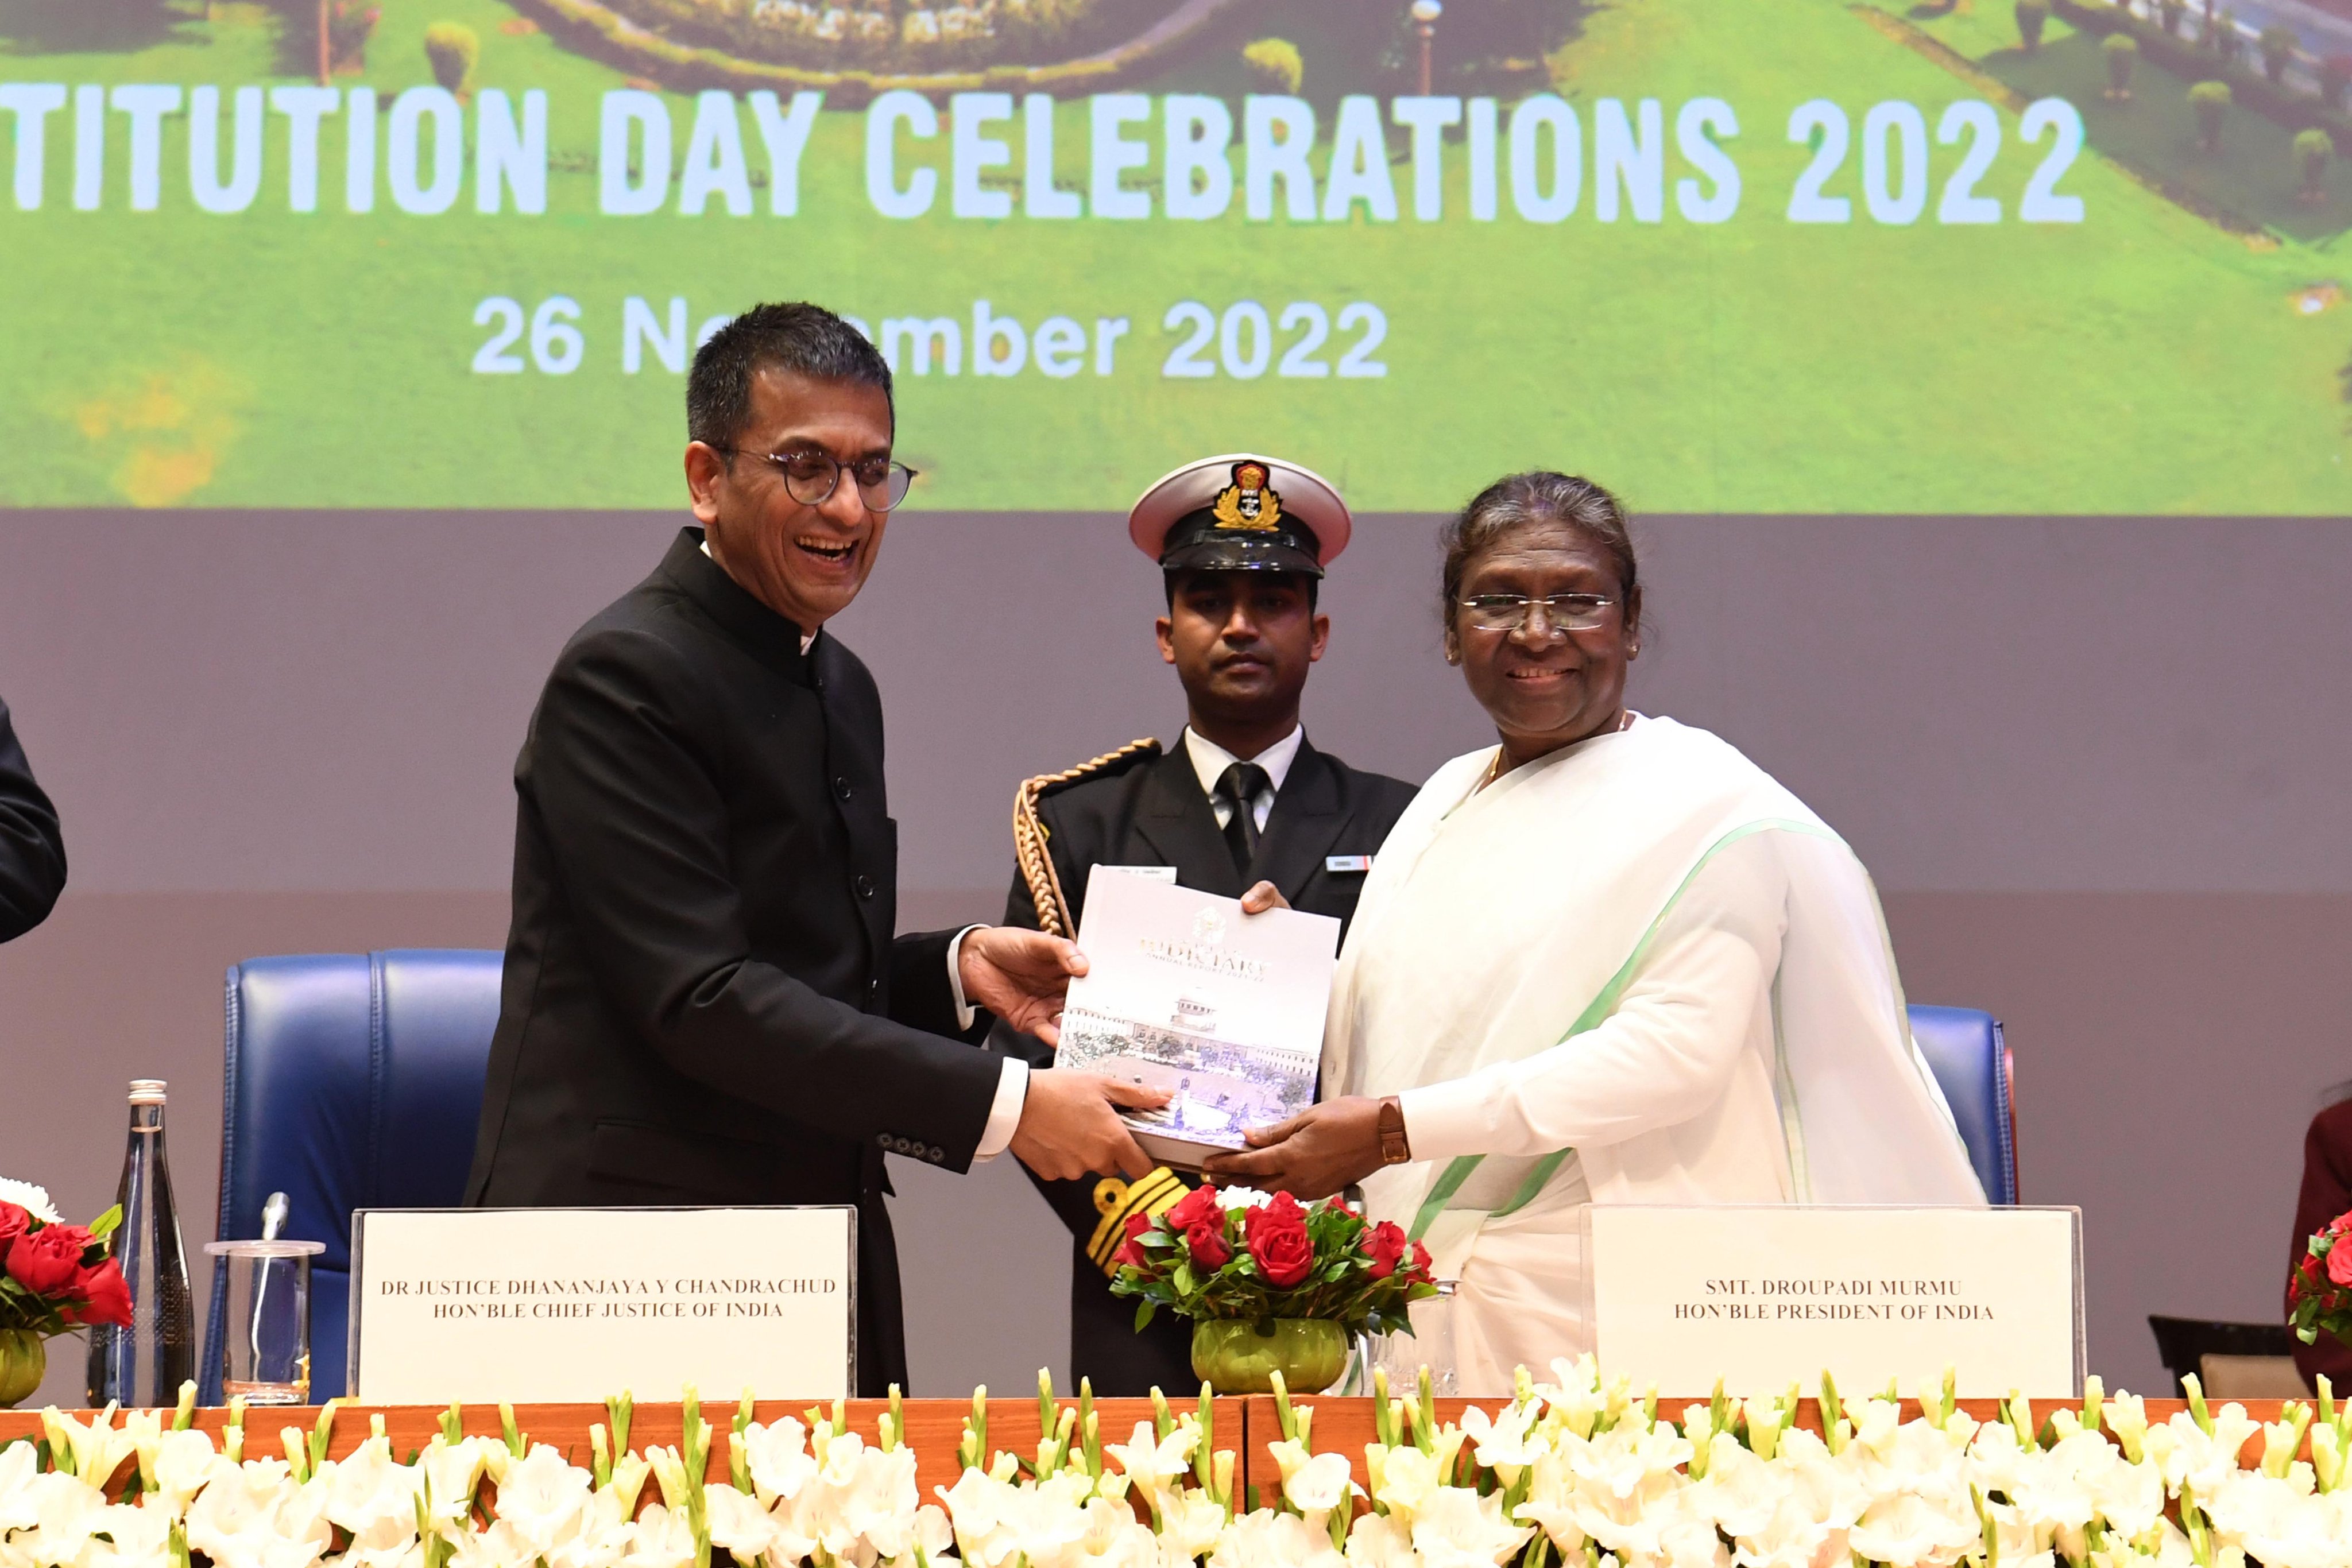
[2,1363,2347,1568]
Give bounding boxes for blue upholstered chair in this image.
[1908,1004,2018,1205]
[201,949,504,1403]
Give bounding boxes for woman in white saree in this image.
[1204,473,1983,1395]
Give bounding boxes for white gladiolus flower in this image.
[1209,1508,1343,1568]
[1459,1401,1544,1480]
[1265,1439,1354,1517]
[0,1178,63,1223]
[0,1438,48,1533]
[1409,1485,1534,1568]
[1154,1488,1230,1566]
[1345,1511,1417,1568]
[847,1444,931,1561]
[483,1443,591,1558]
[1684,1433,1780,1541]
[741,1416,817,1506]
[937,1466,1027,1568]
[701,1480,777,1562]
[544,1485,639,1568]
[1104,1423,1198,1497]
[320,1437,421,1539]
[414,1436,494,1524]
[2142,1403,2261,1501]
[10,1471,110,1568]
[1535,1357,1606,1438]
[338,1509,427,1568]
[1369,1442,1442,1520]
[2201,1468,2345,1568]
[150,1427,234,1516]
[616,1502,698,1568]
[2042,1426,2165,1544]
[48,1407,140,1495]
[1845,1489,1982,1568]
[82,1498,179,1568]
[1062,1493,1162,1568]
[1510,1447,1590,1554]
[182,1461,328,1568]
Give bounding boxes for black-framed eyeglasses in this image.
[722,446,918,512]
[1457,593,1618,634]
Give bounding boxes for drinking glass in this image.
[1370,1279,1461,1396]
[203,1240,324,1404]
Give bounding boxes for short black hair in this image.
[1164,568,1320,611]
[686,302,894,451]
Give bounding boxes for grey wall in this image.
[2,508,2347,1407]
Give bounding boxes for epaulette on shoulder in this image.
[1012,738,1160,937]
[1031,736,1162,801]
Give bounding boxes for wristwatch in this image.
[1376,1095,1412,1166]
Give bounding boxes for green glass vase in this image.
[0,1330,46,1409]
[1189,1318,1349,1395]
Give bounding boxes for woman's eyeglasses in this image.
[1457,593,1617,634]
[724,447,918,512]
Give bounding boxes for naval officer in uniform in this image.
[997,454,1419,1395]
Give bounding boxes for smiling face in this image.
[684,366,895,633]
[1446,518,1642,766]
[1158,570,1329,752]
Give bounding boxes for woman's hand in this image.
[1200,1095,1387,1198]
[1239,880,1290,915]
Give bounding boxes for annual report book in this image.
[1055,866,1342,1168]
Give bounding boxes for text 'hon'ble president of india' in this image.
[1208,471,1986,1395]
[466,303,1166,1395]
[1000,454,1418,1397]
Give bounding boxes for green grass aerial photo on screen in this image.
[0,0,2347,513]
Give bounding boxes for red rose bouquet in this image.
[2290,1206,2352,1352]
[1107,1183,1437,1335]
[0,1180,133,1336]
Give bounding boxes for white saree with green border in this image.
[1324,715,1984,1395]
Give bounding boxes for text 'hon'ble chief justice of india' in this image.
[1208,471,1984,1395]
[997,454,1418,1396]
[465,303,1167,1395]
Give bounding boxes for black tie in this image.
[1214,762,1270,877]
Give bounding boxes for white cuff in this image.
[945,924,986,1031]
[1396,1075,1504,1164]
[974,1058,1030,1162]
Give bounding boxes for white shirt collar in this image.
[1182,724,1304,802]
[701,536,816,654]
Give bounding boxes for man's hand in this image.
[1200,1095,1386,1198]
[959,926,1087,1045]
[1238,880,1291,915]
[1010,1070,1171,1182]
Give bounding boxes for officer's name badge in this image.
[1324,854,1374,873]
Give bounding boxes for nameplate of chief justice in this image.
[348,1208,856,1404]
[456,303,1994,1401]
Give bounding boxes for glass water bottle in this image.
[86,1079,192,1407]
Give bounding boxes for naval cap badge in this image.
[1210,460,1283,532]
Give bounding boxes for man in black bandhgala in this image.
[0,697,65,944]
[995,454,1418,1395]
[465,303,1166,1395]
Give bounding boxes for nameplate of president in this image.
[1585,1205,2083,1397]
[348,1206,854,1404]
